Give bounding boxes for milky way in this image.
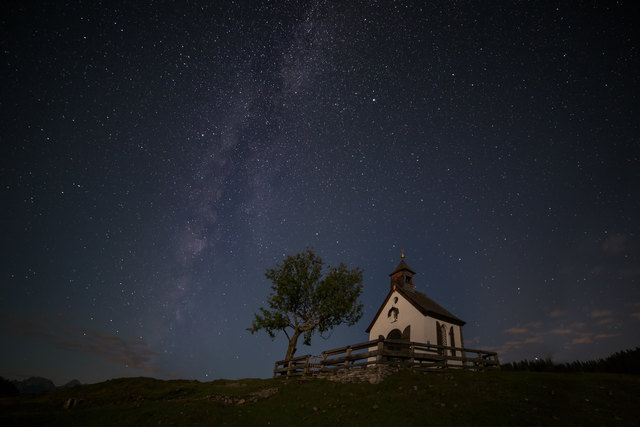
[1,1,639,384]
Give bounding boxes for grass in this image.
[1,370,639,426]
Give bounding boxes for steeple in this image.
[389,249,416,291]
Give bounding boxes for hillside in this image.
[1,370,639,426]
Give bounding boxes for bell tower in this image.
[389,249,416,291]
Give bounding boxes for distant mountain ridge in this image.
[12,377,55,394]
[0,376,82,394]
[60,379,82,388]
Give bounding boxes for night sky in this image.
[2,1,638,385]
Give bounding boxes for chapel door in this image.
[385,328,411,360]
[385,329,402,360]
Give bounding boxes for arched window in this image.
[449,326,456,356]
[402,325,411,341]
[441,324,448,347]
[436,322,447,355]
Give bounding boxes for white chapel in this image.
[366,253,465,354]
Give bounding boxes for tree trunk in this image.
[285,329,302,360]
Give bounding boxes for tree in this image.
[248,249,364,361]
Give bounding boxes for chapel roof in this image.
[399,286,465,325]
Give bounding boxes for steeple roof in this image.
[389,260,416,276]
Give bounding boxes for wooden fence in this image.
[273,338,499,378]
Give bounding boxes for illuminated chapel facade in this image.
[366,256,465,355]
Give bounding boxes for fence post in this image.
[376,339,384,364]
[410,342,415,365]
[345,346,352,370]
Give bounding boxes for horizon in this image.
[4,344,640,388]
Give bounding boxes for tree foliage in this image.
[248,249,364,360]
[500,347,640,374]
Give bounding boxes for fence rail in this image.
[273,338,499,378]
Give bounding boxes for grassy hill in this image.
[1,370,639,426]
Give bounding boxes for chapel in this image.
[366,252,465,355]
